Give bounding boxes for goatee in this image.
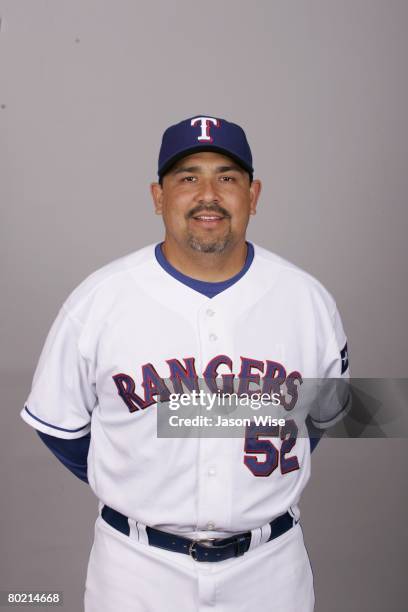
[187,233,233,254]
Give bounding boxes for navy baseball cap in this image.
[158,115,254,181]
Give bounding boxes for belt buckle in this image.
[189,538,217,561]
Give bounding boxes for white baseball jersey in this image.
[21,242,349,538]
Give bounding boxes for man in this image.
[21,115,350,611]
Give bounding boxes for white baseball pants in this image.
[84,515,315,612]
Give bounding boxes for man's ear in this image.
[249,179,262,215]
[150,182,164,215]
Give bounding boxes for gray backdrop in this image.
[1,1,407,610]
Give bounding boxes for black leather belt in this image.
[101,505,297,562]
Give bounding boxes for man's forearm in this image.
[36,430,90,483]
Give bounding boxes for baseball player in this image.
[21,115,351,611]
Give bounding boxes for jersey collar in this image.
[154,241,255,298]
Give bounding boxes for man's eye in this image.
[220,176,234,182]
[182,176,196,182]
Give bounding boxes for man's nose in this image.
[195,177,220,203]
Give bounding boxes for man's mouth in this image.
[192,214,225,221]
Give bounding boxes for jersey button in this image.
[208,466,216,476]
[206,308,215,317]
[209,333,218,342]
[207,522,215,530]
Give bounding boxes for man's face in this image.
[151,151,261,254]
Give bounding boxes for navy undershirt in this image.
[37,243,320,483]
[36,430,90,483]
[154,241,254,298]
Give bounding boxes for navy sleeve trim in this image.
[24,405,89,433]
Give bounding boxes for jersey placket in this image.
[195,302,235,534]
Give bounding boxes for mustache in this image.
[187,204,231,219]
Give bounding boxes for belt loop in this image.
[289,505,300,523]
[260,523,271,544]
[128,518,139,540]
[248,523,271,552]
[248,527,261,552]
[136,521,149,545]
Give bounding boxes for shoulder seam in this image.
[254,245,337,304]
[63,245,157,316]
[61,303,84,329]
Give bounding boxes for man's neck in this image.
[161,239,248,282]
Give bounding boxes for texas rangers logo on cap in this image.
[190,116,220,142]
[157,114,254,180]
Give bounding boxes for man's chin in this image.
[187,233,233,254]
